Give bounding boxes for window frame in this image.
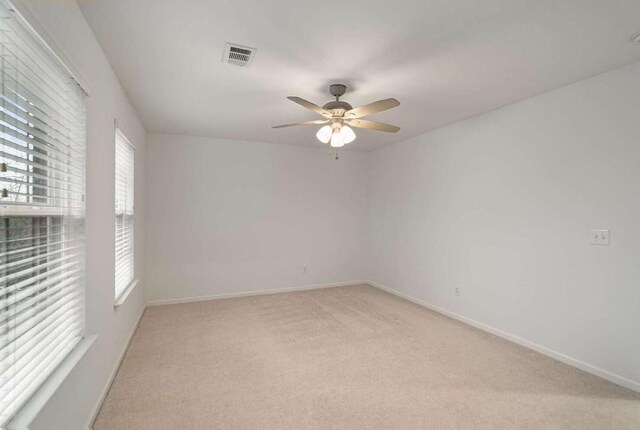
[113,128,136,307]
[0,0,89,425]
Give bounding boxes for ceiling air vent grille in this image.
[223,43,257,67]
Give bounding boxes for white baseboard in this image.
[147,280,366,306]
[367,280,640,394]
[85,305,146,429]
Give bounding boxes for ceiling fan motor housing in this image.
[322,100,353,114]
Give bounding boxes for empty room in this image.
[1,0,639,429]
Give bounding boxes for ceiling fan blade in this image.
[272,119,329,129]
[345,119,400,133]
[344,98,400,119]
[287,96,333,118]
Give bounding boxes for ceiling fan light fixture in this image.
[316,125,332,143]
[340,125,356,144]
[330,128,344,148]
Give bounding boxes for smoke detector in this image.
[222,43,257,67]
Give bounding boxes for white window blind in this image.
[114,130,134,301]
[0,1,86,425]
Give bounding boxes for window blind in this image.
[0,1,86,425]
[114,130,133,301]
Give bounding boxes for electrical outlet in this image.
[590,229,610,246]
[455,287,461,297]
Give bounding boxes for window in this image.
[114,130,134,302]
[0,2,86,425]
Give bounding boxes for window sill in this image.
[114,279,139,308]
[7,335,98,430]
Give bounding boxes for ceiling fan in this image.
[272,84,400,149]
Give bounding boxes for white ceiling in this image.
[79,0,640,151]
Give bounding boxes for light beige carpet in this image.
[94,284,640,429]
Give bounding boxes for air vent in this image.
[222,43,257,67]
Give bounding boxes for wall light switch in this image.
[590,229,610,246]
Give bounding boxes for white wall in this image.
[368,61,640,390]
[145,134,368,303]
[11,2,148,429]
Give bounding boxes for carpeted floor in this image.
[94,284,640,429]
